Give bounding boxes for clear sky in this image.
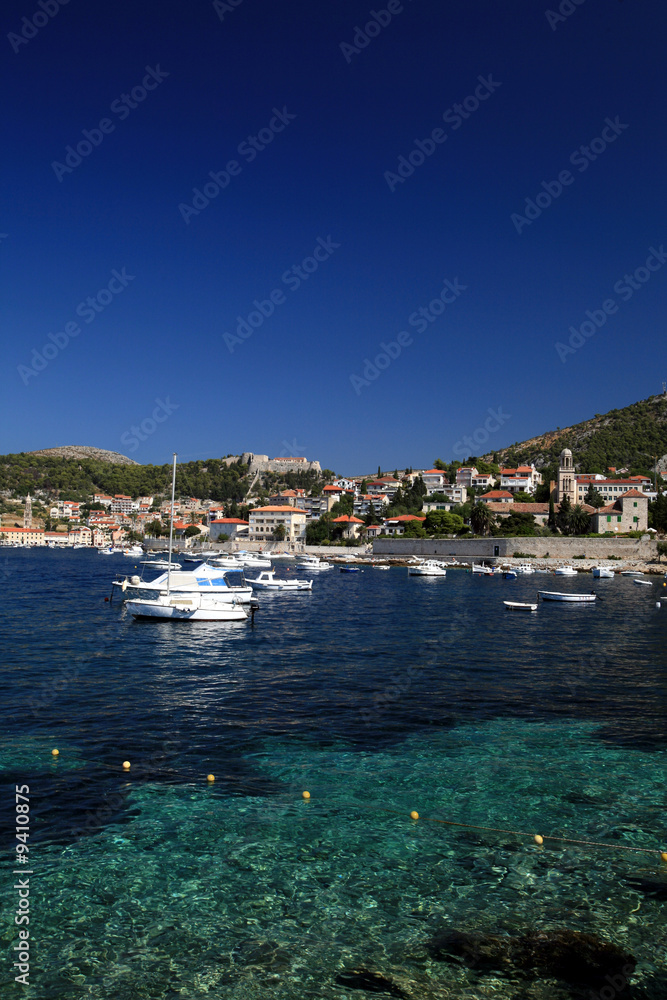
[2,0,666,474]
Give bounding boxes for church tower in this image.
[23,494,32,529]
[556,449,576,505]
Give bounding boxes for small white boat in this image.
[209,555,242,568]
[408,560,446,577]
[472,564,495,575]
[538,591,596,602]
[295,554,333,570]
[270,551,296,560]
[124,545,144,557]
[621,570,643,576]
[634,578,653,587]
[554,566,578,576]
[515,563,535,575]
[373,564,391,570]
[236,553,272,569]
[504,600,537,611]
[592,566,614,578]
[248,570,312,591]
[139,559,182,570]
[126,593,249,621]
[99,546,125,555]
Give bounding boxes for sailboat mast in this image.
[166,452,176,597]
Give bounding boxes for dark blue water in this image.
[1,550,666,998]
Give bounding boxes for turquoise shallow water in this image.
[1,550,666,997]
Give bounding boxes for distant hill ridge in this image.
[30,446,138,466]
[484,394,667,474]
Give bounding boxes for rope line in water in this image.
[6,747,667,862]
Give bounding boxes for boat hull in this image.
[504,601,537,610]
[126,598,248,621]
[538,591,596,602]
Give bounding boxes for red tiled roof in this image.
[332,515,364,524]
[211,518,249,524]
[423,469,445,475]
[385,514,426,522]
[619,488,647,498]
[480,490,514,499]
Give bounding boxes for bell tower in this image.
[23,494,32,529]
[557,449,576,505]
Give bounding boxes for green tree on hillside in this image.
[584,485,605,508]
[556,495,572,534]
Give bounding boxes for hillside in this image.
[484,394,667,477]
[30,446,138,465]
[0,453,251,502]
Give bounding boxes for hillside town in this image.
[1,448,665,549]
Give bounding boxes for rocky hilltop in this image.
[484,394,667,474]
[29,446,138,466]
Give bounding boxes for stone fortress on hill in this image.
[238,453,322,474]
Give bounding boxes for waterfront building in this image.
[249,506,307,542]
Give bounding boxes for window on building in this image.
[606,515,611,522]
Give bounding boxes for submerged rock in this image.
[334,967,408,997]
[426,927,635,988]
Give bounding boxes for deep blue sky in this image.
[2,0,666,474]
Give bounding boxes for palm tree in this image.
[470,502,495,536]
[569,504,592,536]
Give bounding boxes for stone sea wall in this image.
[373,535,658,562]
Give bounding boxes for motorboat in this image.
[235,553,272,569]
[472,564,495,575]
[126,592,249,621]
[373,564,391,570]
[248,570,312,591]
[515,563,535,575]
[139,559,182,570]
[340,565,362,573]
[592,566,615,578]
[115,562,253,602]
[503,570,517,580]
[408,560,446,577]
[296,554,333,570]
[554,566,578,576]
[208,555,243,568]
[538,591,597,602]
[99,546,125,555]
[504,600,537,611]
[634,578,654,587]
[123,545,144,557]
[621,569,643,576]
[270,551,296,560]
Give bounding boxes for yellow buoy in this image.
[206,774,215,783]
[51,748,59,757]
[122,760,131,770]
[661,851,667,863]
[534,834,544,845]
[410,810,419,820]
[302,790,311,800]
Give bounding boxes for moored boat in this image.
[126,593,249,621]
[248,570,312,591]
[554,566,578,576]
[634,578,653,587]
[504,600,537,611]
[295,554,333,570]
[538,591,596,602]
[408,560,446,577]
[592,566,614,578]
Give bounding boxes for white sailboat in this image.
[124,455,250,623]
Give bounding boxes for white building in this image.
[248,505,307,543]
[499,465,543,494]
